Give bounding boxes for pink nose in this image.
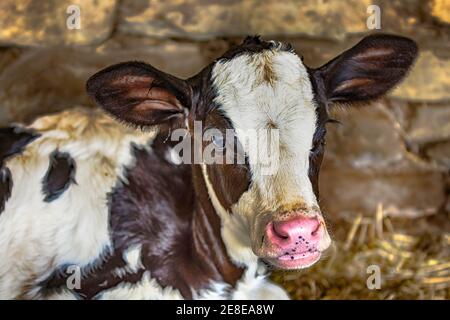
[266,216,322,251]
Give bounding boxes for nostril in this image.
[272,221,289,240]
[266,215,324,248]
[310,218,321,236]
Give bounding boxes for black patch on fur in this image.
[0,167,12,213]
[42,151,76,202]
[0,126,39,214]
[0,126,40,165]
[307,67,331,199]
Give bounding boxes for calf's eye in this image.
[212,134,226,150]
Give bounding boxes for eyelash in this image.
[310,118,338,153]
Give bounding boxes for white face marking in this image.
[212,50,318,211]
[209,48,331,265]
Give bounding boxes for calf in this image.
[0,34,417,299]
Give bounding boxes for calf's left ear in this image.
[311,34,418,104]
[86,61,191,127]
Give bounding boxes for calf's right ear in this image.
[86,61,191,127]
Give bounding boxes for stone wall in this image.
[0,0,449,219]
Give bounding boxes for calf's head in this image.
[87,34,417,270]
